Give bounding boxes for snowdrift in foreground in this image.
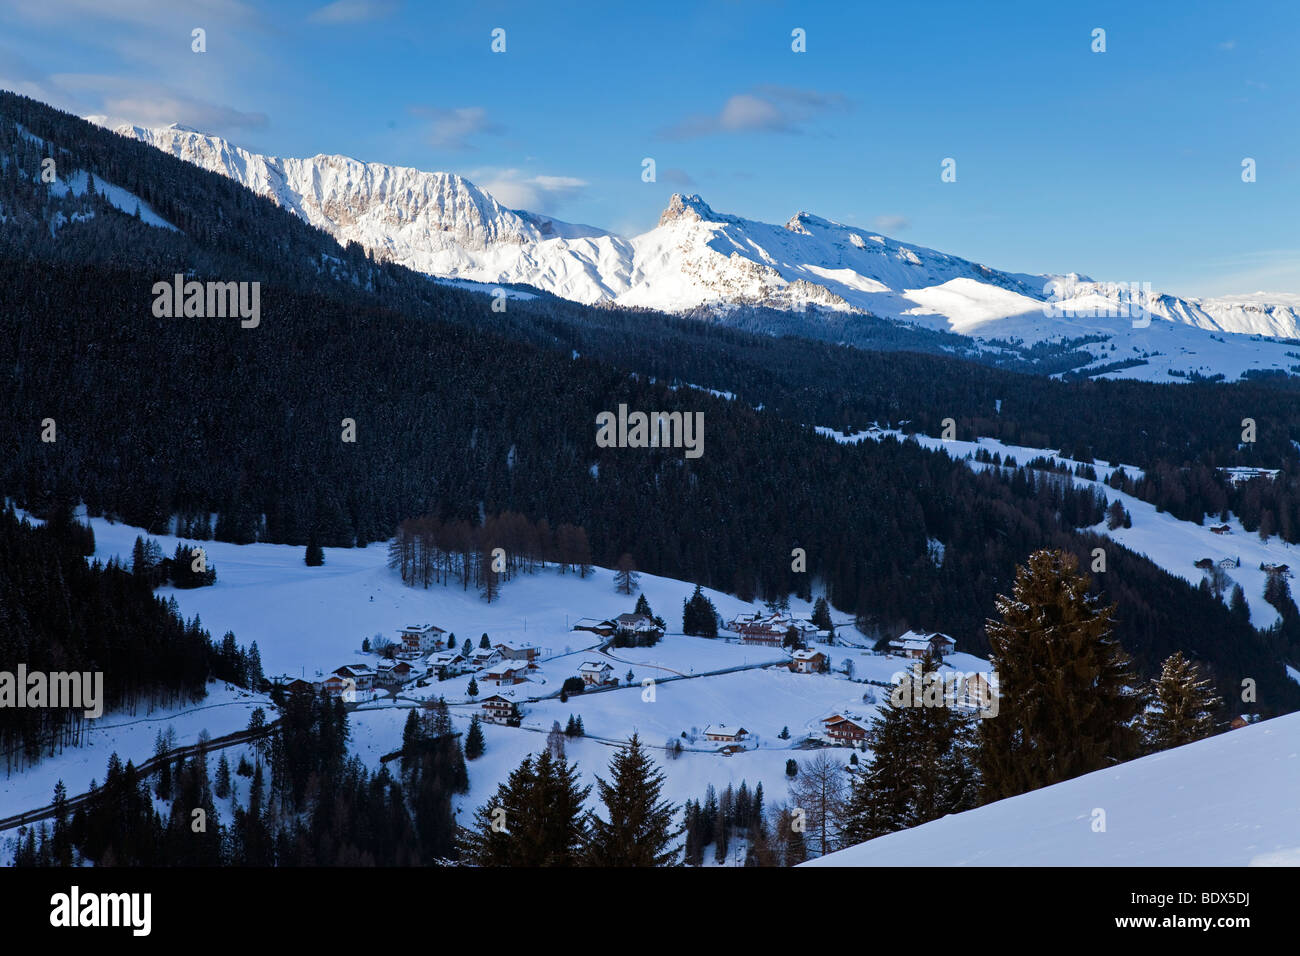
[806,712,1300,866]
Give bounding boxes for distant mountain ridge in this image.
[106,121,1300,380]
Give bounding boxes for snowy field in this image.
[346,706,848,842]
[83,514,796,683]
[809,711,1300,866]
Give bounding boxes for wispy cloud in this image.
[872,214,910,234]
[660,85,848,140]
[308,0,398,24]
[411,105,500,151]
[468,167,588,212]
[50,74,268,134]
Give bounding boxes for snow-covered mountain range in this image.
[105,121,1300,380]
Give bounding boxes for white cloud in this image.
[412,106,499,151]
[662,85,847,140]
[468,168,589,212]
[308,0,398,24]
[873,214,910,234]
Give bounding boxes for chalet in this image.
[1193,557,1215,570]
[822,715,870,746]
[398,623,446,658]
[333,664,375,692]
[429,649,469,677]
[790,648,827,674]
[1217,557,1238,570]
[1262,563,1292,578]
[571,618,617,638]
[888,630,956,660]
[494,639,542,661]
[578,660,616,686]
[482,660,532,687]
[480,693,522,725]
[703,724,748,743]
[1210,524,1231,535]
[1230,716,1249,731]
[725,612,817,647]
[375,659,414,688]
[614,613,664,642]
[285,677,319,696]
[321,673,359,700]
[470,647,503,669]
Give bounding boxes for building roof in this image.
[334,664,374,677]
[825,716,871,733]
[401,623,446,635]
[579,660,613,672]
[792,648,824,661]
[704,724,747,738]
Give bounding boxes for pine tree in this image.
[466,676,478,699]
[458,750,590,866]
[1143,652,1222,752]
[842,652,976,845]
[811,595,833,631]
[305,529,324,566]
[585,734,682,865]
[978,549,1142,802]
[465,714,485,759]
[479,633,491,649]
[215,753,232,800]
[682,584,719,637]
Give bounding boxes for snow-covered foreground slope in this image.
[807,712,1300,866]
[104,122,1300,383]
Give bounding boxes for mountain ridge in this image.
[100,120,1300,380]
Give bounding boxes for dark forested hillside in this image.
[1,91,1297,716]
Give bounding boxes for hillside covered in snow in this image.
[807,711,1300,866]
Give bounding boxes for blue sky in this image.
[2,0,1297,296]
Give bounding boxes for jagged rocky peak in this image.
[785,211,812,235]
[658,193,718,226]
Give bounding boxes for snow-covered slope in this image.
[105,122,1300,381]
[806,712,1300,866]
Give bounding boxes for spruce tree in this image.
[682,584,719,637]
[842,652,975,845]
[465,714,485,759]
[305,529,324,566]
[811,596,833,631]
[1142,652,1222,752]
[978,549,1142,802]
[586,734,683,866]
[457,750,590,866]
